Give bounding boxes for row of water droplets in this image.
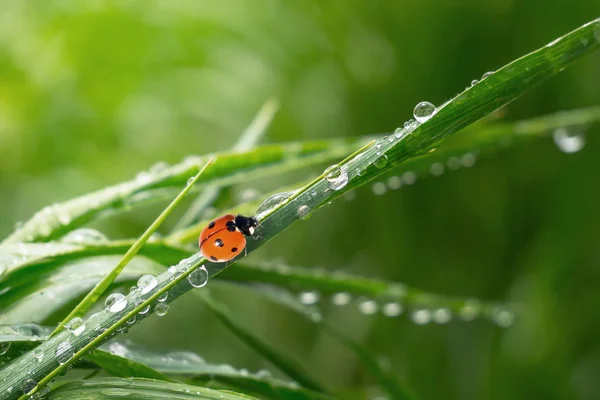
[4,253,211,397]
[297,290,514,328]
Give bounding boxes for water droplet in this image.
[401,171,417,185]
[134,299,150,315]
[127,316,137,325]
[155,303,169,316]
[458,299,480,321]
[411,309,432,325]
[429,162,445,176]
[372,182,387,196]
[137,274,158,295]
[61,228,108,244]
[461,153,477,167]
[65,317,86,336]
[471,79,479,86]
[157,292,168,302]
[373,155,388,169]
[382,302,403,317]
[331,292,351,306]
[493,309,514,328]
[447,157,462,170]
[432,308,452,324]
[358,298,378,315]
[394,127,408,140]
[105,293,127,313]
[413,101,437,123]
[553,127,586,154]
[188,266,209,288]
[168,266,177,274]
[21,378,36,395]
[298,291,320,305]
[186,176,195,186]
[33,348,44,362]
[55,341,74,365]
[297,205,312,220]
[482,71,494,79]
[256,191,296,219]
[387,176,402,190]
[0,342,11,355]
[324,165,349,191]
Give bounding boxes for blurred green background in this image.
[1,2,600,399]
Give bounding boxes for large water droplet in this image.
[357,298,378,315]
[297,205,312,220]
[155,303,169,316]
[105,293,127,313]
[157,292,168,302]
[55,341,74,365]
[432,308,452,324]
[413,101,437,123]
[331,292,351,306]
[65,317,86,336]
[135,299,150,315]
[372,182,387,196]
[324,165,349,191]
[188,266,209,288]
[373,155,388,169]
[21,378,36,395]
[298,291,320,305]
[137,275,158,295]
[382,302,403,317]
[0,342,11,355]
[553,127,586,154]
[482,71,494,79]
[61,228,108,244]
[492,309,514,327]
[256,191,296,219]
[411,309,432,325]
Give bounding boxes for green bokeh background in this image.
[1,2,600,399]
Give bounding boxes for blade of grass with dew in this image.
[1,20,598,400]
[3,138,359,244]
[51,159,213,337]
[196,291,326,393]
[48,378,261,400]
[172,97,280,231]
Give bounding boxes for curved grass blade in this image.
[3,138,360,245]
[197,291,326,394]
[86,350,172,382]
[173,97,280,231]
[51,160,214,337]
[48,378,260,400]
[2,20,598,400]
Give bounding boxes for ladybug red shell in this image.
[199,214,258,262]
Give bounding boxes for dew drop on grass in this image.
[168,266,177,275]
[61,228,108,244]
[55,341,74,365]
[432,308,452,324]
[461,153,477,167]
[21,378,36,395]
[297,205,312,220]
[411,309,432,325]
[413,101,437,123]
[382,302,403,317]
[553,127,586,153]
[157,292,168,302]
[493,309,514,327]
[401,171,417,185]
[458,299,480,321]
[105,293,127,313]
[387,176,402,190]
[357,298,378,315]
[256,191,296,218]
[0,342,10,355]
[471,79,479,86]
[135,299,150,315]
[373,155,388,169]
[447,157,462,170]
[372,182,387,196]
[155,303,169,316]
[332,292,351,305]
[430,162,445,176]
[186,176,195,186]
[188,266,209,288]
[482,71,494,79]
[33,348,44,362]
[298,291,320,305]
[324,165,349,190]
[65,317,86,336]
[137,274,158,295]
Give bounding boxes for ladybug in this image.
[199,214,258,262]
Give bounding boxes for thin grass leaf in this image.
[197,291,326,394]
[2,20,598,400]
[51,160,214,337]
[48,378,260,400]
[173,98,280,231]
[86,350,173,382]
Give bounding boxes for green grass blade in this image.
[172,98,280,231]
[48,378,261,400]
[197,291,327,394]
[51,160,213,337]
[86,350,172,382]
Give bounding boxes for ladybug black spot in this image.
[215,238,224,247]
[231,247,238,252]
[210,255,218,261]
[226,221,236,232]
[208,221,215,229]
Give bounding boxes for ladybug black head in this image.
[235,214,259,236]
